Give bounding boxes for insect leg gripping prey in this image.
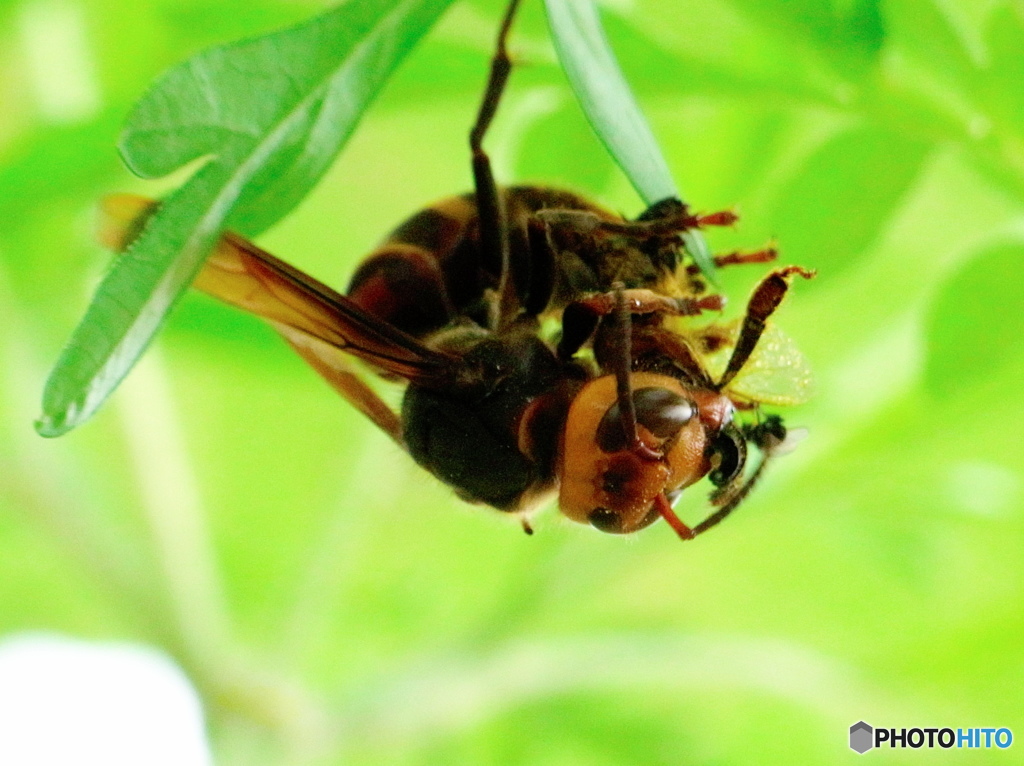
[99,0,815,539]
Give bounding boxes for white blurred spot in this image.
[17,0,101,122]
[947,461,1020,518]
[0,634,212,766]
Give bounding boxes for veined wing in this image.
[100,194,458,388]
[695,320,814,406]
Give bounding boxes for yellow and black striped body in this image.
[345,185,682,340]
[97,188,808,529]
[344,186,699,512]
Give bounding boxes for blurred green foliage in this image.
[2,0,1023,764]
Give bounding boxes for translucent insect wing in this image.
[701,322,814,406]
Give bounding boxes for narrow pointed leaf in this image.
[37,0,454,437]
[543,0,715,281]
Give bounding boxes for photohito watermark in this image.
[849,722,1013,754]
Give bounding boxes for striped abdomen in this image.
[345,185,621,339]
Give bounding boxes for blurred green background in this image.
[2,0,1024,763]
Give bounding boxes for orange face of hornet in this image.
[559,373,740,535]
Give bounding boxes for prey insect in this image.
[101,0,813,538]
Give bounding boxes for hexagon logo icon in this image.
[850,721,874,754]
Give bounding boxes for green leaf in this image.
[36,0,454,438]
[543,0,675,204]
[543,0,715,280]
